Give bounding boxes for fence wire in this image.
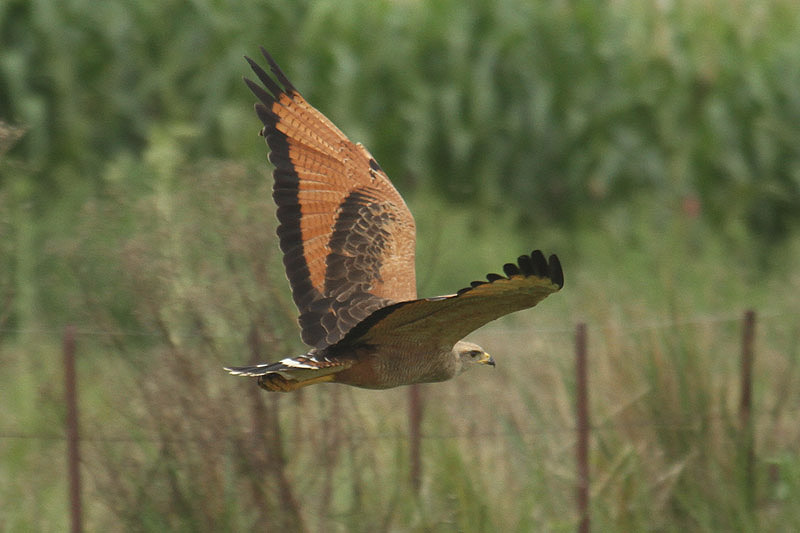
[4,307,797,531]
[0,306,792,340]
[1,407,796,445]
[1,308,796,444]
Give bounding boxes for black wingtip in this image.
[517,253,534,276]
[458,249,564,297]
[548,254,564,288]
[525,250,564,289]
[245,55,284,99]
[244,47,301,101]
[534,250,550,275]
[502,262,520,277]
[512,250,564,288]
[259,46,297,94]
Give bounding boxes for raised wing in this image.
[244,48,417,350]
[337,251,564,349]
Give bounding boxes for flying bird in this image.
[225,48,563,392]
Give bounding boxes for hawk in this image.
[225,48,564,392]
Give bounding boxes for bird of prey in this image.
[225,48,563,392]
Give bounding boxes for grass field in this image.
[2,177,799,531]
[3,0,800,530]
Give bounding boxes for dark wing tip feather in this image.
[502,262,520,277]
[531,250,549,277]
[259,46,298,94]
[244,48,300,105]
[243,76,276,106]
[244,56,284,99]
[517,253,534,275]
[452,250,564,299]
[548,253,564,288]
[465,250,564,294]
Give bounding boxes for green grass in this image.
[3,0,800,530]
[2,170,799,530]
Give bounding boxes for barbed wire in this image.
[1,407,796,444]
[0,306,793,340]
[2,307,796,446]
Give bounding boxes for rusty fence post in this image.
[63,325,82,533]
[575,323,590,533]
[408,384,423,493]
[739,309,756,509]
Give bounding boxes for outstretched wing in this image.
[337,251,564,349]
[244,48,417,350]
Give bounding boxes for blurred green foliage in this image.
[3,0,800,333]
[3,2,800,530]
[4,0,800,224]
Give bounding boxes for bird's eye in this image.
[469,350,482,358]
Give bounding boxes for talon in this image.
[258,374,296,392]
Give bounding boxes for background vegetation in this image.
[2,0,800,531]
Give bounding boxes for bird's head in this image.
[452,340,495,375]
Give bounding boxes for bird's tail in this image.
[225,353,347,377]
[224,361,287,377]
[225,354,352,392]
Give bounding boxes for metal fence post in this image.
[739,310,756,509]
[575,323,590,533]
[63,325,82,533]
[409,384,423,493]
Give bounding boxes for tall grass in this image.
[3,0,800,530]
[2,159,799,530]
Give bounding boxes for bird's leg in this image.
[258,373,335,392]
[257,374,294,392]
